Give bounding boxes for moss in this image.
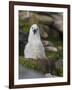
[52,67,63,76]
[22,24,30,32]
[19,56,63,76]
[19,16,30,33]
[46,51,60,60]
[19,56,41,72]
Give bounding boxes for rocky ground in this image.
[19,64,57,79]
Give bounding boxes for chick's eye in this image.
[32,27,33,29]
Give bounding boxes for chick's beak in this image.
[33,29,37,34]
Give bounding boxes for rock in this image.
[19,64,45,79]
[19,30,28,44]
[45,73,56,77]
[19,11,31,20]
[39,24,49,39]
[52,14,63,32]
[35,14,54,25]
[53,59,63,76]
[47,41,54,46]
[45,46,58,52]
[42,41,49,46]
[58,46,63,50]
[39,24,50,33]
[19,30,29,55]
[55,59,63,69]
[40,28,48,39]
[42,40,53,46]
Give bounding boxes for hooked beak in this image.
[33,29,37,34]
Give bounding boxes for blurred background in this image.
[19,11,63,77]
